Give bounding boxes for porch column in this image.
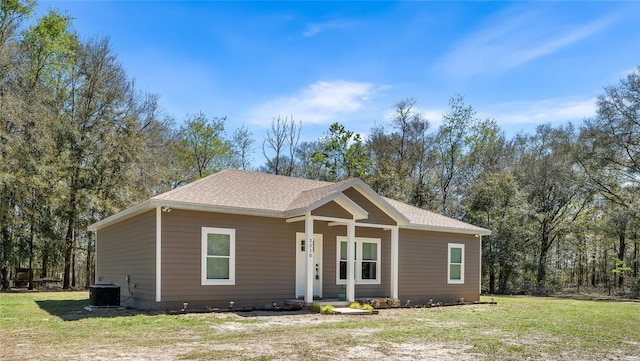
[478,235,482,295]
[346,221,356,302]
[304,214,314,304]
[390,227,399,299]
[155,207,162,302]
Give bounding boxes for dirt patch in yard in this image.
[39,309,479,361]
[169,310,478,361]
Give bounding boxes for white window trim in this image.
[201,227,236,286]
[336,236,381,285]
[448,243,465,284]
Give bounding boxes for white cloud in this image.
[247,80,378,127]
[438,8,622,78]
[480,97,597,126]
[303,20,353,37]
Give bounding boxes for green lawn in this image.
[1,292,638,360]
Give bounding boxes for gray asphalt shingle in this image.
[151,169,490,235]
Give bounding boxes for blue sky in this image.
[39,1,639,144]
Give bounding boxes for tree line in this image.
[1,2,638,297]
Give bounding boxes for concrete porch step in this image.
[332,307,374,315]
[284,298,352,308]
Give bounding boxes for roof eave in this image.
[87,200,155,231]
[401,223,492,236]
[88,199,287,232]
[155,200,285,219]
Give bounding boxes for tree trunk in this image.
[617,231,626,288]
[576,250,582,293]
[62,191,76,289]
[85,235,92,288]
[71,245,76,288]
[604,246,610,295]
[28,221,34,290]
[537,249,548,292]
[488,267,496,294]
[498,264,510,293]
[487,236,496,294]
[42,245,48,278]
[591,255,596,287]
[634,237,638,279]
[63,220,73,289]
[536,227,551,292]
[1,266,9,291]
[1,196,13,282]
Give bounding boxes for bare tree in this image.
[231,124,255,170]
[261,116,301,176]
[368,98,432,205]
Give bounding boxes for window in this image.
[202,227,235,285]
[361,242,378,280]
[448,243,464,284]
[336,237,380,285]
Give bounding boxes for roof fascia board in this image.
[286,194,369,220]
[88,199,287,231]
[402,223,492,236]
[328,193,368,220]
[87,200,154,231]
[155,200,284,219]
[350,182,410,226]
[284,183,369,220]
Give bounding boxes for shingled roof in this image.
[383,197,490,235]
[89,169,490,235]
[153,169,334,213]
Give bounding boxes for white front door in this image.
[295,233,323,299]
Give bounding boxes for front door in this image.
[295,233,323,298]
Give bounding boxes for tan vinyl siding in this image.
[160,210,303,310]
[398,229,480,303]
[96,207,480,310]
[343,188,396,226]
[95,210,156,308]
[161,210,394,309]
[311,201,353,219]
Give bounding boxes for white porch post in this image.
[390,227,399,299]
[155,207,162,303]
[346,221,356,302]
[304,214,314,304]
[478,235,482,295]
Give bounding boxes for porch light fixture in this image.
[162,206,172,213]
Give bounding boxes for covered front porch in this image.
[287,212,401,305]
[282,181,409,306]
